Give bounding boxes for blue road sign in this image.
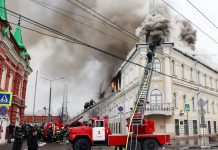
[184,102,190,112]
[0,92,12,106]
[0,106,7,116]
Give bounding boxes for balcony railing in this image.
[145,103,173,116]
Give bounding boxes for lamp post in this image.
[43,107,47,123]
[41,77,64,122]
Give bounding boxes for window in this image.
[193,120,198,134]
[1,67,7,89]
[214,121,217,133]
[173,93,178,109]
[153,58,161,74]
[204,74,207,87]
[216,79,218,91]
[206,100,209,113]
[8,74,13,92]
[212,101,215,114]
[119,122,121,133]
[190,68,193,81]
[18,80,23,98]
[184,120,189,135]
[150,89,162,104]
[197,71,200,84]
[208,121,211,134]
[210,77,213,88]
[175,119,180,136]
[172,60,176,75]
[183,95,186,109]
[192,97,195,111]
[95,121,104,127]
[182,64,185,78]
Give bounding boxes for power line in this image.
[66,0,139,41]
[186,0,218,29]
[30,0,105,25]
[75,0,139,40]
[160,0,218,45]
[2,6,217,89]
[30,0,133,45]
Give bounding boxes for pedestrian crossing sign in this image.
[184,102,190,112]
[0,92,12,106]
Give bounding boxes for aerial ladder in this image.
[126,38,163,149]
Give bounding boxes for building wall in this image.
[0,22,32,143]
[90,43,218,146]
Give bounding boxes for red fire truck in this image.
[68,116,170,150]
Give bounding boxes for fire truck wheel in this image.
[127,139,141,150]
[73,139,91,150]
[143,139,158,150]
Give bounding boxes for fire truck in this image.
[68,40,170,150]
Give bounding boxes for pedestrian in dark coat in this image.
[8,123,15,143]
[27,128,39,150]
[12,126,24,150]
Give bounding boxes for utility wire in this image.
[29,0,218,72]
[160,0,218,45]
[2,7,217,88]
[30,0,133,45]
[75,0,139,40]
[66,0,139,41]
[30,0,105,25]
[186,0,218,29]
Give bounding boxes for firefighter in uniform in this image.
[55,128,61,144]
[47,126,53,143]
[12,126,24,150]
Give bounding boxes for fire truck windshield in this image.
[95,121,104,127]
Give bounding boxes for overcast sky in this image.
[6,0,218,117]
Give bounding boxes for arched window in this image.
[183,95,186,108]
[206,100,209,113]
[1,67,7,89]
[150,89,162,104]
[181,64,185,78]
[173,93,177,108]
[153,58,161,74]
[192,97,195,111]
[18,80,23,98]
[204,74,207,87]
[8,73,13,92]
[212,101,215,114]
[172,60,176,75]
[190,68,193,81]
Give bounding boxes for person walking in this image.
[12,126,24,150]
[8,123,15,143]
[27,128,39,150]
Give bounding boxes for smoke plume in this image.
[6,0,198,114]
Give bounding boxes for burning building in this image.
[71,0,218,146]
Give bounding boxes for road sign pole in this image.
[187,111,189,135]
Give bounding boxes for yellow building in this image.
[95,43,218,146]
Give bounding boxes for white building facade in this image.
[92,43,218,146]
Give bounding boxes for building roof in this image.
[0,0,7,21]
[14,24,25,49]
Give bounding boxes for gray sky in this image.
[6,0,218,116]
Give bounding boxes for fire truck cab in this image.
[69,117,112,149]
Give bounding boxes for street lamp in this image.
[41,76,65,122]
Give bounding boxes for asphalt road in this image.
[1,142,218,150]
[0,141,112,150]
